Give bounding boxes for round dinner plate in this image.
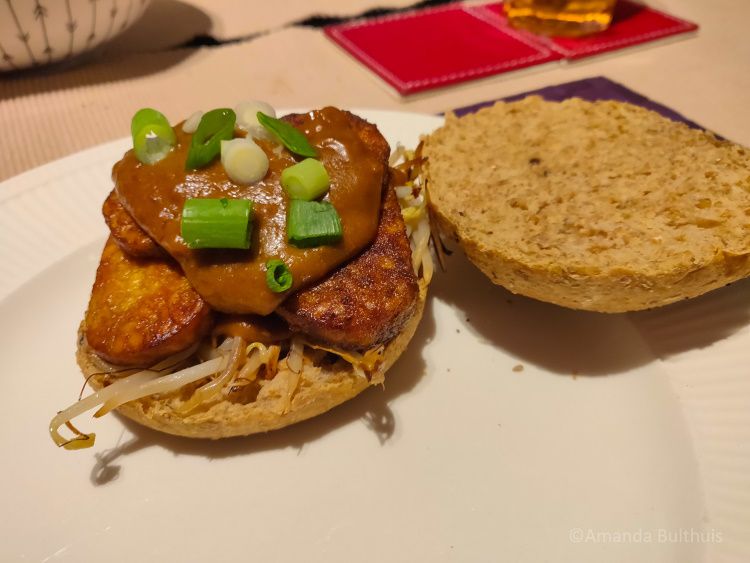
[0,110,747,563]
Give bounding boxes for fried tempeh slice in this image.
[277,180,419,350]
[103,190,163,258]
[85,237,212,366]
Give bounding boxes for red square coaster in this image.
[324,3,562,95]
[482,1,698,60]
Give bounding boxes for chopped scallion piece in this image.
[287,200,342,248]
[186,108,236,170]
[281,158,330,200]
[181,198,253,249]
[131,108,171,139]
[235,100,275,136]
[257,112,317,157]
[220,137,269,184]
[182,110,203,134]
[265,259,293,292]
[130,108,176,165]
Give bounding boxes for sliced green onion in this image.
[257,112,317,157]
[130,108,176,165]
[220,138,269,184]
[186,108,236,170]
[281,158,330,200]
[181,198,253,249]
[287,200,342,248]
[265,259,293,292]
[182,110,203,134]
[235,100,275,135]
[131,108,171,138]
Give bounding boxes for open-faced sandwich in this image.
[55,94,748,449]
[50,103,432,448]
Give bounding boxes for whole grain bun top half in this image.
[422,96,750,312]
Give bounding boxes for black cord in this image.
[296,0,453,28]
[179,0,454,49]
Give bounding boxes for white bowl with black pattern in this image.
[0,0,151,71]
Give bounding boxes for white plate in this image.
[0,110,746,563]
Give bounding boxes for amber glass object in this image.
[505,0,618,37]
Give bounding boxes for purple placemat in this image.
[451,76,703,130]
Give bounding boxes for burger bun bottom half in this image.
[76,280,428,439]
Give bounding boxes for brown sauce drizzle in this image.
[113,108,385,315]
[212,314,291,345]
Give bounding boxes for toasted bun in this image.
[76,280,427,439]
[424,96,750,312]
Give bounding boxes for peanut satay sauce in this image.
[113,108,385,316]
[212,314,291,344]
